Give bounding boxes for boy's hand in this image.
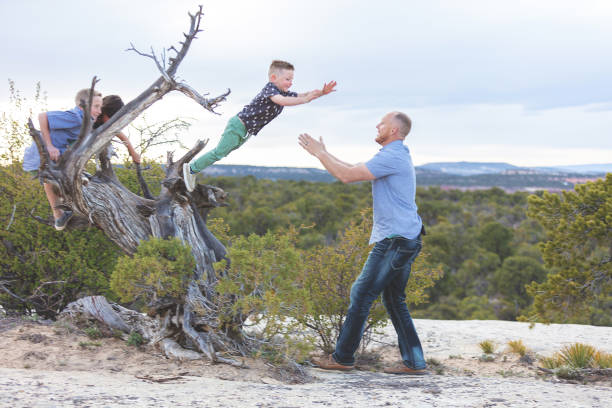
[321,81,337,95]
[47,144,60,161]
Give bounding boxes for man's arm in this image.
[38,112,60,161]
[271,81,337,107]
[298,133,375,183]
[115,132,141,164]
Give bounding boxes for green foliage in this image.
[558,343,596,369]
[216,226,314,362]
[490,256,547,317]
[110,237,195,306]
[297,210,379,353]
[0,80,46,164]
[477,222,514,261]
[0,82,121,318]
[479,340,495,354]
[84,326,102,339]
[127,331,144,347]
[114,161,165,197]
[299,210,441,354]
[216,209,442,357]
[522,175,612,323]
[540,343,612,372]
[0,165,121,317]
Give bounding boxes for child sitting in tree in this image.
[22,88,103,230]
[93,94,141,165]
[183,60,336,191]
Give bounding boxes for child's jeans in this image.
[190,115,248,173]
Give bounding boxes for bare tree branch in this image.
[175,84,231,115]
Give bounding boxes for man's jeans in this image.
[333,235,426,369]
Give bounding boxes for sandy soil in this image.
[1,317,610,407]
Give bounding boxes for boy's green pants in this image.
[190,115,248,173]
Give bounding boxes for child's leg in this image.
[191,116,248,172]
[43,182,63,219]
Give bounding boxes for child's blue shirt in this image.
[23,106,84,171]
[237,82,297,136]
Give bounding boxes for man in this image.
[298,111,427,374]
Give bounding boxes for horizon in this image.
[1,1,611,168]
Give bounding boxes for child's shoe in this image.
[54,210,73,231]
[183,163,197,192]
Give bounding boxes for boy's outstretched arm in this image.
[270,80,337,107]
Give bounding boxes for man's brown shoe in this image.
[312,354,354,371]
[384,364,428,375]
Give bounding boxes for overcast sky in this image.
[1,0,611,167]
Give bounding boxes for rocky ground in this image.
[1,317,610,407]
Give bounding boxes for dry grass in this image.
[507,339,527,356]
[479,340,495,354]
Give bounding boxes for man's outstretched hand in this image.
[298,133,326,157]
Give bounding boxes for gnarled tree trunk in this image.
[31,7,246,366]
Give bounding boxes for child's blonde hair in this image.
[74,88,102,106]
[268,60,294,77]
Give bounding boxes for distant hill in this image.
[202,164,335,182]
[533,164,612,175]
[418,162,521,176]
[200,162,608,191]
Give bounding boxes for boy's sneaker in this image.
[183,163,197,192]
[54,210,73,231]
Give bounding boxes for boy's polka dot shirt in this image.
[237,82,297,136]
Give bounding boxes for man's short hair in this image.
[269,60,294,77]
[393,112,412,137]
[101,95,124,118]
[74,88,102,107]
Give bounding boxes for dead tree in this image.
[29,7,246,365]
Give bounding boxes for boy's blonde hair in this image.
[74,88,102,106]
[268,60,294,77]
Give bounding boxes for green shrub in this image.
[215,226,314,362]
[479,340,495,354]
[298,210,442,354]
[558,343,596,369]
[0,82,121,318]
[215,210,442,359]
[127,331,144,347]
[110,237,195,306]
[594,350,612,368]
[84,326,102,339]
[539,355,562,370]
[507,339,527,356]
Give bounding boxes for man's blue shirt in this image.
[23,106,84,171]
[365,140,422,244]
